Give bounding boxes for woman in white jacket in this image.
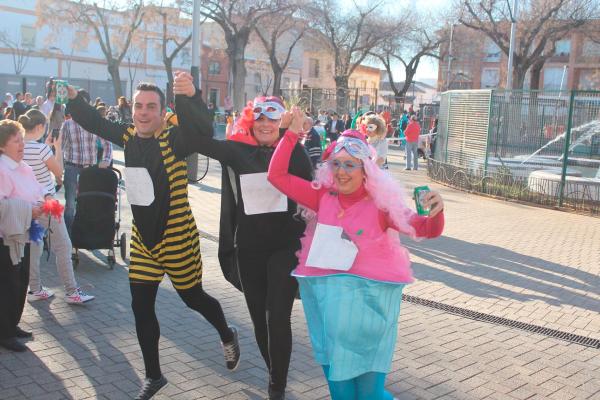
[0,119,44,352]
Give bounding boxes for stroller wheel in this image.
[120,233,127,262]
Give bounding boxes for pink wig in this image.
[304,130,418,238]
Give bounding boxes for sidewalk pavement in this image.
[1,146,599,400]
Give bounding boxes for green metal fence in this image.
[430,89,600,216]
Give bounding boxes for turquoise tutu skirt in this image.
[297,274,405,381]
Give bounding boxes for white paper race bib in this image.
[124,167,155,206]
[305,223,358,271]
[239,172,288,215]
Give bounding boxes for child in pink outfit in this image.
[268,112,444,400]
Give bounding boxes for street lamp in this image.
[506,0,519,89]
[446,23,455,91]
[187,0,201,181]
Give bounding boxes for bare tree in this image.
[126,45,144,99]
[372,14,446,103]
[254,6,306,95]
[0,29,32,75]
[458,0,598,89]
[146,3,206,102]
[37,0,145,101]
[309,0,390,112]
[182,0,285,111]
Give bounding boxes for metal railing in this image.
[279,87,380,115]
[430,89,600,216]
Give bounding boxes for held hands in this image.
[173,71,196,97]
[280,111,293,130]
[423,191,444,217]
[286,106,307,138]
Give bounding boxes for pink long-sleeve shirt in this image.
[268,131,444,237]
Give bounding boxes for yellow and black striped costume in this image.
[123,126,203,290]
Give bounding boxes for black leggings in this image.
[237,246,299,392]
[0,243,29,339]
[130,282,232,379]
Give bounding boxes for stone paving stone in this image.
[2,148,599,399]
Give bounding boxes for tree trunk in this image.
[526,60,545,147]
[335,75,349,114]
[514,66,527,90]
[227,32,250,111]
[529,62,544,91]
[272,65,282,97]
[108,61,123,102]
[165,58,174,105]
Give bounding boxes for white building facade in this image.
[0,0,194,103]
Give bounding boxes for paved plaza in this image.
[1,146,599,400]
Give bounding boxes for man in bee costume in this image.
[65,74,240,400]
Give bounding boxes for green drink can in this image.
[414,185,430,216]
[54,80,69,105]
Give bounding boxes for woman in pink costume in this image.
[268,109,445,400]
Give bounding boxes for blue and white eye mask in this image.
[333,137,370,160]
[253,101,285,120]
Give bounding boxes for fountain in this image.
[471,120,600,202]
[524,120,600,202]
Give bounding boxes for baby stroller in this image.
[71,166,126,269]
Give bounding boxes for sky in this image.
[347,0,452,82]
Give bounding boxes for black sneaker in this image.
[222,326,240,371]
[134,375,167,400]
[15,326,32,338]
[0,337,27,352]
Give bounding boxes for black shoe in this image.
[134,375,168,400]
[15,326,32,338]
[268,387,285,400]
[0,337,27,352]
[404,167,411,170]
[222,326,240,371]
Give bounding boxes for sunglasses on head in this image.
[329,159,363,173]
[333,137,371,160]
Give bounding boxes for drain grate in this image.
[402,294,600,349]
[199,229,599,349]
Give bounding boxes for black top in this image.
[12,101,28,119]
[68,93,205,249]
[176,92,313,290]
[304,128,322,168]
[324,119,345,142]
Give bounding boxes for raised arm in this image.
[66,86,126,147]
[173,72,233,163]
[379,191,445,238]
[268,129,321,211]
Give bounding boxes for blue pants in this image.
[63,163,84,236]
[405,141,419,170]
[323,365,394,400]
